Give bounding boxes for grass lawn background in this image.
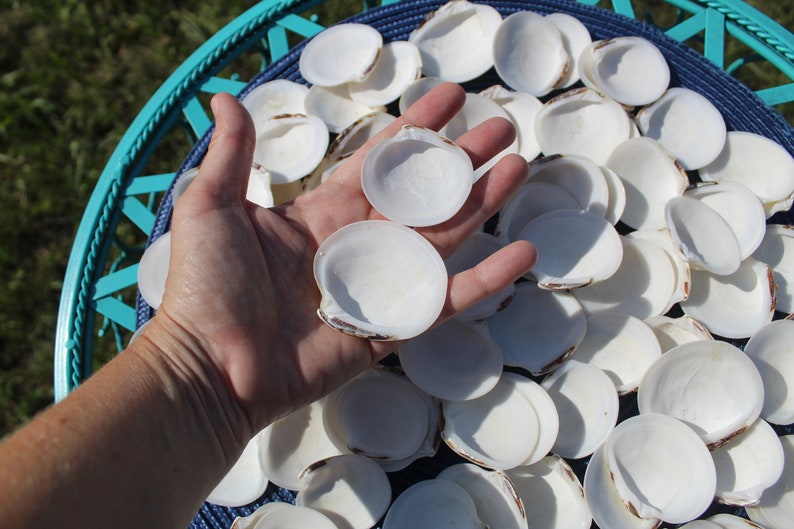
[1,0,792,439]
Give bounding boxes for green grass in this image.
[0,0,792,440]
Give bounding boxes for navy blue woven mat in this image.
[135,0,794,528]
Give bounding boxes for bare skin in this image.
[0,83,536,528]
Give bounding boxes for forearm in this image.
[0,316,249,529]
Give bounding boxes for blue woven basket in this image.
[127,0,794,527]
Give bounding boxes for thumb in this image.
[182,93,256,209]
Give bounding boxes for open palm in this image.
[156,83,537,434]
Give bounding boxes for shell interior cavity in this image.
[361,125,473,227]
[383,478,487,529]
[348,40,423,106]
[305,83,384,134]
[296,454,392,529]
[545,12,592,89]
[409,0,502,83]
[745,434,794,529]
[528,154,610,217]
[232,503,338,529]
[206,430,269,507]
[480,84,544,160]
[637,340,765,448]
[298,23,383,87]
[519,208,623,289]
[241,79,308,123]
[436,463,528,529]
[743,319,794,425]
[495,181,581,244]
[313,220,447,340]
[252,113,329,185]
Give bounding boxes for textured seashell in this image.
[636,87,726,170]
[409,0,502,83]
[541,360,620,459]
[361,125,473,227]
[314,220,447,340]
[299,23,383,87]
[638,340,765,448]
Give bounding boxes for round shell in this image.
[541,360,620,459]
[348,40,422,106]
[636,87,726,170]
[252,113,329,185]
[488,281,586,376]
[584,36,670,107]
[680,258,776,339]
[545,12,592,89]
[408,0,502,83]
[480,84,544,161]
[494,181,580,244]
[603,413,716,523]
[361,125,473,227]
[314,220,447,340]
[304,84,384,134]
[745,435,794,529]
[744,319,794,425]
[299,23,383,87]
[241,79,308,124]
[383,479,486,529]
[235,503,337,529]
[296,454,392,529]
[528,154,610,217]
[518,209,623,289]
[752,224,794,314]
[637,340,765,448]
[493,11,568,97]
[398,318,502,401]
[624,228,691,306]
[206,430,268,507]
[535,87,632,165]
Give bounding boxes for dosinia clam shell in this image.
[313,220,447,340]
[298,23,383,87]
[637,340,765,448]
[383,478,487,529]
[743,319,794,425]
[206,429,269,507]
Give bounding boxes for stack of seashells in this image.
[136,1,794,528]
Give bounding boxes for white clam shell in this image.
[711,418,785,506]
[493,10,568,97]
[444,232,515,321]
[246,164,275,208]
[571,312,662,395]
[296,454,392,529]
[707,513,770,529]
[637,340,765,448]
[644,314,713,353]
[327,111,397,163]
[348,40,422,106]
[505,372,559,466]
[235,503,337,529]
[252,113,329,185]
[744,319,794,425]
[398,318,502,401]
[480,84,543,161]
[138,231,171,310]
[601,166,627,225]
[753,224,794,314]
[606,136,688,231]
[241,79,308,123]
[488,281,586,376]
[313,220,447,340]
[408,0,502,83]
[323,368,438,464]
[680,258,776,339]
[508,455,592,529]
[636,87,727,170]
[571,237,678,320]
[584,37,670,107]
[545,12,592,89]
[685,181,766,261]
[259,399,346,491]
[584,444,661,529]
[299,23,383,87]
[700,131,794,217]
[746,435,794,529]
[603,413,716,523]
[383,479,486,529]
[541,360,620,460]
[442,373,541,470]
[398,76,446,114]
[624,228,691,306]
[437,463,528,529]
[665,195,743,276]
[361,125,473,227]
[206,429,268,507]
[528,154,610,217]
[495,181,580,244]
[535,87,632,165]
[518,208,623,289]
[304,84,385,134]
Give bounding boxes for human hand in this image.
[145,83,537,445]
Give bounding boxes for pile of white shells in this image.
[136,1,794,528]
